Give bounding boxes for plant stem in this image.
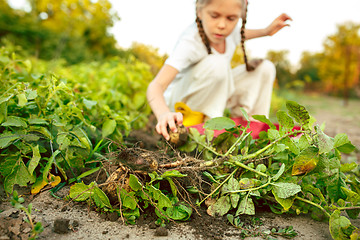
[197,168,238,206]
[239,130,305,162]
[229,156,268,177]
[295,196,331,218]
[224,132,251,157]
[338,206,360,211]
[225,177,272,194]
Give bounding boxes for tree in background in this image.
[318,22,360,104]
[127,42,168,75]
[295,51,321,91]
[0,0,119,64]
[266,50,293,89]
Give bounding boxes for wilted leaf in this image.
[207,196,231,216]
[31,177,48,195]
[292,147,319,176]
[236,197,255,215]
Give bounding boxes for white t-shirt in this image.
[164,22,242,99]
[165,22,242,73]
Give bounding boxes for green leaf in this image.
[120,188,138,210]
[129,174,143,191]
[207,195,232,217]
[25,89,37,100]
[69,182,92,201]
[4,160,36,193]
[83,98,97,110]
[334,133,356,154]
[42,150,61,181]
[102,119,117,138]
[315,125,334,154]
[329,210,355,240]
[236,197,255,215]
[341,187,360,204]
[285,101,310,127]
[272,164,285,181]
[92,186,112,209]
[17,93,27,107]
[272,183,301,199]
[146,185,172,209]
[161,170,187,178]
[268,129,280,141]
[276,110,294,131]
[283,136,300,155]
[252,115,276,129]
[75,167,101,182]
[166,202,192,221]
[28,118,48,125]
[0,132,20,149]
[1,116,27,128]
[203,117,235,130]
[28,145,41,175]
[273,190,294,211]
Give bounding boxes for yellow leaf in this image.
[292,147,319,176]
[31,178,48,195]
[48,173,61,187]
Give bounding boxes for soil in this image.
[0,95,359,240]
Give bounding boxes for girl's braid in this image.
[241,1,252,71]
[196,16,212,54]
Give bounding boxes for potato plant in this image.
[0,47,152,194]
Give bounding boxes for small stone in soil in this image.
[72,220,79,228]
[107,212,119,222]
[154,226,168,236]
[53,218,70,234]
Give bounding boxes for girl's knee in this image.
[257,59,276,83]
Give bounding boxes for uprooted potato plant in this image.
[68,101,360,240]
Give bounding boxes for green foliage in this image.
[180,100,359,239]
[68,170,192,224]
[10,190,44,239]
[0,0,119,64]
[0,47,152,193]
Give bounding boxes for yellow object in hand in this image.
[175,102,205,127]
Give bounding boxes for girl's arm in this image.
[147,64,183,140]
[245,13,292,40]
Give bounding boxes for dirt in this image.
[0,95,359,240]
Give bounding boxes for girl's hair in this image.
[195,0,254,71]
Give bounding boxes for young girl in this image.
[147,0,292,140]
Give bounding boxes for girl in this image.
[147,0,292,140]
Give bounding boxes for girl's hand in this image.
[156,112,183,141]
[266,13,292,36]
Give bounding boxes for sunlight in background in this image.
[8,0,360,66]
[110,0,360,66]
